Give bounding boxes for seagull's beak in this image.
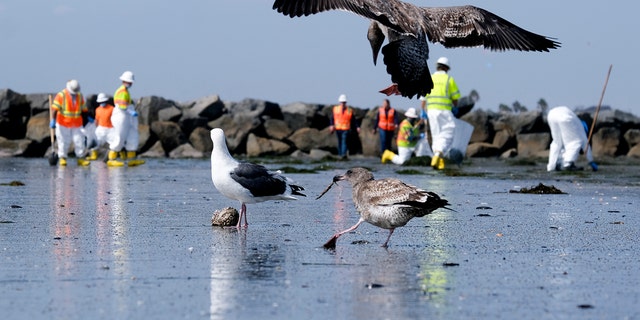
[367,21,385,66]
[333,174,345,182]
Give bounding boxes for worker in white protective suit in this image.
[107,71,145,167]
[86,93,115,160]
[424,57,460,170]
[546,106,598,172]
[50,79,91,166]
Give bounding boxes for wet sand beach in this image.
[1,157,639,319]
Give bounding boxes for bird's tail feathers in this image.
[290,184,306,197]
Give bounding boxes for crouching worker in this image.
[87,93,115,160]
[546,105,598,171]
[381,108,422,165]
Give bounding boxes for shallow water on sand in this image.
[1,157,639,319]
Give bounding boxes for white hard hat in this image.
[338,94,347,102]
[66,79,80,94]
[119,71,135,83]
[404,108,419,119]
[436,57,450,68]
[96,93,109,103]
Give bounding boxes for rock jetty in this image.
[1,88,639,160]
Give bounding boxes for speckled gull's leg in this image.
[381,228,396,248]
[323,218,365,249]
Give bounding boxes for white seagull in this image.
[272,0,560,99]
[210,128,306,228]
[318,167,452,248]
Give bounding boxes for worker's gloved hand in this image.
[127,109,138,117]
[589,161,598,171]
[49,119,56,129]
[87,116,94,123]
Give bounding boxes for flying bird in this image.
[272,0,560,98]
[210,128,306,228]
[317,167,452,248]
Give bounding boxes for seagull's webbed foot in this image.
[379,84,402,96]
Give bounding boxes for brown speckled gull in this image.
[319,167,452,248]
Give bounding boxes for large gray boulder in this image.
[462,109,493,143]
[25,111,50,144]
[245,133,291,157]
[150,121,187,155]
[288,127,336,153]
[264,118,293,140]
[208,114,260,154]
[624,129,640,148]
[281,102,328,130]
[25,93,53,116]
[467,142,501,157]
[592,127,621,157]
[0,137,31,157]
[182,95,225,121]
[492,129,517,153]
[189,127,213,154]
[137,96,180,126]
[225,98,282,121]
[169,143,204,159]
[516,133,550,158]
[0,89,31,139]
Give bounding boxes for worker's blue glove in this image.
[452,107,459,117]
[87,116,94,123]
[589,161,598,171]
[127,109,138,117]
[420,109,428,119]
[49,119,56,129]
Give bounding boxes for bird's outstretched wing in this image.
[272,0,426,36]
[421,6,560,51]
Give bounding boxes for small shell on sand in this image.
[211,207,239,227]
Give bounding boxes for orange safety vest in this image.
[332,105,353,130]
[52,89,86,128]
[95,104,115,128]
[377,107,396,131]
[114,84,131,110]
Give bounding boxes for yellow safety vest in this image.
[425,72,460,111]
[114,84,131,110]
[396,119,420,148]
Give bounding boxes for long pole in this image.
[586,64,613,149]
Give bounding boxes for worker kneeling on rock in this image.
[381,108,423,165]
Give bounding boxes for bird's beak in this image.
[367,21,385,66]
[333,174,345,182]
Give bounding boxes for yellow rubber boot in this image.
[59,157,67,166]
[437,156,445,170]
[127,151,145,167]
[77,158,91,166]
[107,150,124,167]
[431,152,441,169]
[381,150,395,164]
[87,149,98,161]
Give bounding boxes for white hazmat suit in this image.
[546,106,595,171]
